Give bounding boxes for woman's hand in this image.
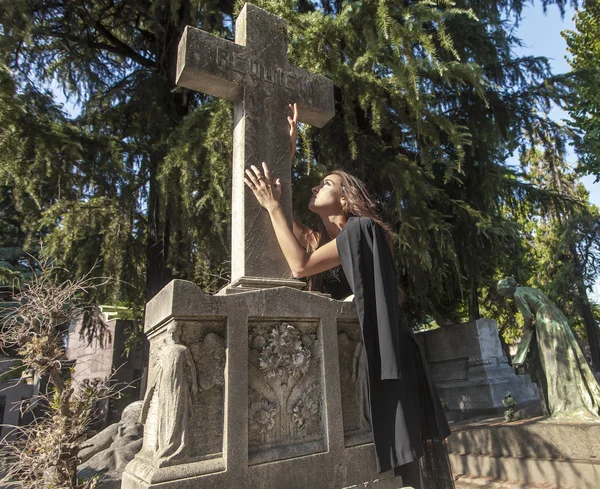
[244,162,282,212]
[288,103,298,158]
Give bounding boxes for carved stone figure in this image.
[141,322,199,465]
[78,401,144,486]
[498,277,600,421]
[352,342,371,429]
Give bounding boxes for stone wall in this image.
[67,318,144,426]
[0,358,34,440]
[122,280,400,489]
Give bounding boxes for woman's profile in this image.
[243,104,454,489]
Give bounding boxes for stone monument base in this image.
[122,443,401,489]
[217,275,306,294]
[122,280,404,489]
[447,416,600,489]
[415,319,539,421]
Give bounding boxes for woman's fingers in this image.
[245,167,260,187]
[293,102,298,123]
[243,177,256,192]
[249,165,264,181]
[262,162,272,181]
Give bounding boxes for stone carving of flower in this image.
[292,386,320,431]
[249,399,277,434]
[252,323,312,380]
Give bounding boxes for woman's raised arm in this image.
[244,163,340,278]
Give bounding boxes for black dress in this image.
[332,217,454,489]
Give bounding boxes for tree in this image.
[0,0,578,327]
[0,263,120,488]
[563,0,600,177]
[1,0,236,303]
[510,122,600,370]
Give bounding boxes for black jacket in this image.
[336,217,452,484]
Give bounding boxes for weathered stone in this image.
[176,3,334,290]
[66,316,145,426]
[78,401,144,488]
[138,322,198,467]
[337,320,373,447]
[415,319,539,419]
[121,280,404,489]
[248,320,325,464]
[0,362,35,441]
[447,416,600,489]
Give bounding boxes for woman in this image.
[497,277,600,421]
[243,104,454,488]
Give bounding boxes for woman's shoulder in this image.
[345,216,376,226]
[344,216,382,233]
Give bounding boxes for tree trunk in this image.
[145,159,174,301]
[144,2,193,301]
[469,275,480,321]
[576,278,600,372]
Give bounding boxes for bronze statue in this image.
[497,277,600,421]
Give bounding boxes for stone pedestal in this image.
[448,416,600,489]
[122,280,401,489]
[415,319,539,419]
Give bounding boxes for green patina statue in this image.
[497,277,600,422]
[502,392,517,422]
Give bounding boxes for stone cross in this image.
[176,3,335,291]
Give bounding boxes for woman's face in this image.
[308,174,345,215]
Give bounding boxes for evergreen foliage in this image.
[0,0,596,339]
[563,0,600,176]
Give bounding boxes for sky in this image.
[514,2,600,205]
[514,2,599,300]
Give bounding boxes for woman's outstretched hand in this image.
[244,162,282,212]
[289,103,298,158]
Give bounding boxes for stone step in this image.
[455,476,558,488]
[447,416,600,489]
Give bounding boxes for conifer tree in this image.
[522,138,600,370]
[563,0,600,176]
[0,0,583,329]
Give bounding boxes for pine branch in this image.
[45,30,156,70]
[93,19,156,69]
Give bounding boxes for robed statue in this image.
[497,277,600,421]
[141,321,198,465]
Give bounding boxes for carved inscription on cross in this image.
[176,3,335,290]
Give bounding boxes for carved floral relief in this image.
[248,321,324,458]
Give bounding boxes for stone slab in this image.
[123,280,403,489]
[450,453,600,489]
[447,416,600,489]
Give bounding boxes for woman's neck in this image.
[320,214,348,239]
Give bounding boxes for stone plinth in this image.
[415,319,539,419]
[448,416,600,489]
[122,280,401,489]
